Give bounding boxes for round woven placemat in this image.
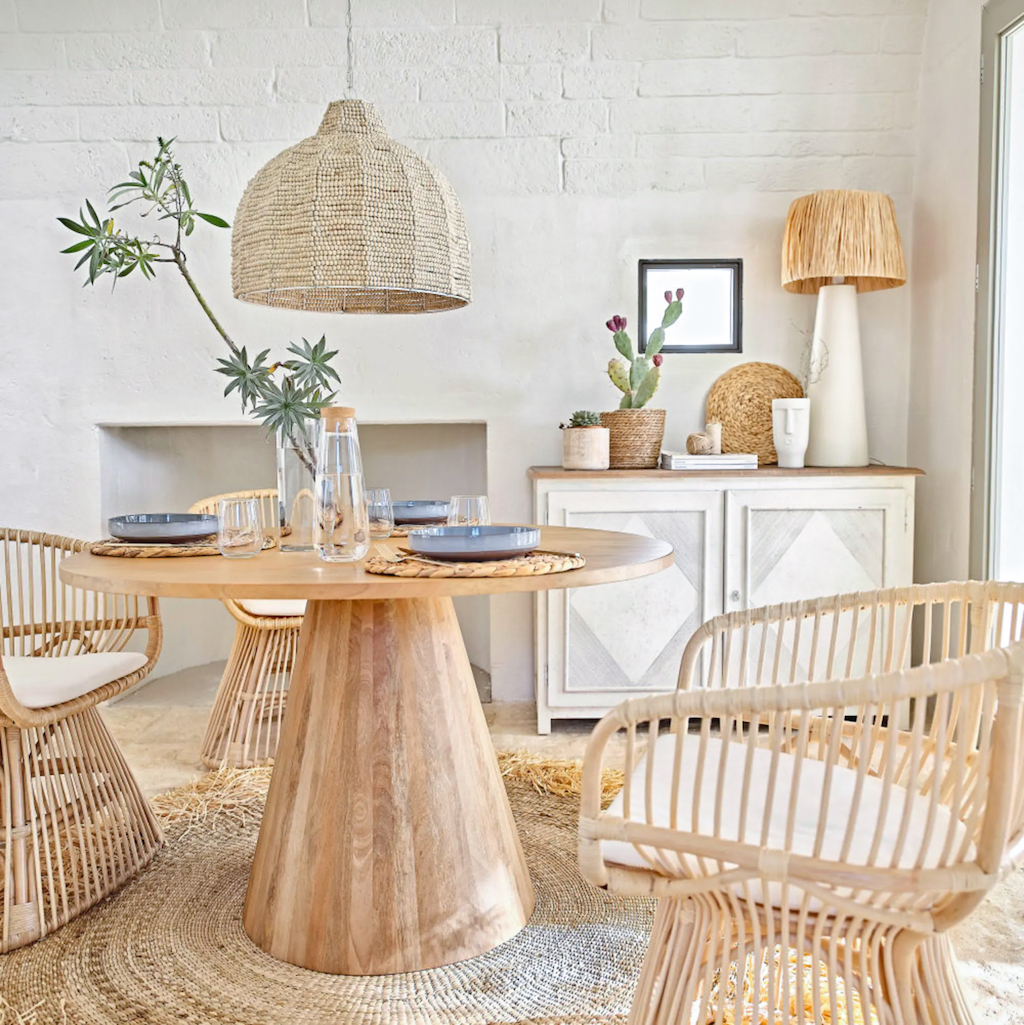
[90,537,275,558]
[366,550,586,577]
[389,521,447,537]
[0,770,651,1025]
[705,363,803,465]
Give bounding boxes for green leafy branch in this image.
[58,137,340,472]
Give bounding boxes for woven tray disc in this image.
[91,537,275,558]
[389,521,447,538]
[705,362,803,465]
[365,551,586,578]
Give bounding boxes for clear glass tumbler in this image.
[448,495,491,527]
[218,497,263,559]
[366,488,395,539]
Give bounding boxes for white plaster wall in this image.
[906,0,986,587]
[0,0,927,701]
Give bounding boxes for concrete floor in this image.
[102,661,599,798]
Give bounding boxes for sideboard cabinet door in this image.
[724,487,912,612]
[536,489,723,733]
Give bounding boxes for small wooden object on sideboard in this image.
[560,410,610,470]
[530,464,921,734]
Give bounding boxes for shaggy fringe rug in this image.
[0,753,1020,1024]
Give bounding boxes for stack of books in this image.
[660,450,758,471]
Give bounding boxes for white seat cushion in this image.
[238,599,307,618]
[3,652,149,709]
[603,734,971,908]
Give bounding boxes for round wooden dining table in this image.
[60,526,673,976]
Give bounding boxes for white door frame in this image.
[972,0,1024,579]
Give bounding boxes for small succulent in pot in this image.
[561,411,610,470]
[561,410,602,429]
[605,290,682,409]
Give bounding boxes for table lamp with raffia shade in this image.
[231,100,471,313]
[781,189,906,466]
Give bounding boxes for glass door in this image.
[976,1,1024,579]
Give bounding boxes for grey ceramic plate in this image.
[392,500,450,524]
[407,525,541,562]
[108,513,219,544]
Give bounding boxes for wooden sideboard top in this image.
[528,465,924,479]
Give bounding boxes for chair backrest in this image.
[679,580,1024,692]
[189,489,279,537]
[0,528,145,658]
[580,641,1024,924]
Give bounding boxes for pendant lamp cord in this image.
[346,0,354,94]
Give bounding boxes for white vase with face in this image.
[772,398,811,469]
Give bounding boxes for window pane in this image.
[995,23,1024,578]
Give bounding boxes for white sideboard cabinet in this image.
[530,466,920,733]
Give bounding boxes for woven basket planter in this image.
[600,409,666,469]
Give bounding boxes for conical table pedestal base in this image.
[243,596,535,975]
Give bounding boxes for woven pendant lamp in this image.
[781,189,906,467]
[231,100,471,313]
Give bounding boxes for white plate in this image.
[109,513,218,543]
[407,525,540,562]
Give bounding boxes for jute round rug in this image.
[1,756,1022,1025]
[0,759,651,1025]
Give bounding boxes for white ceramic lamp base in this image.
[804,283,869,467]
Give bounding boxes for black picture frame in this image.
[638,258,743,354]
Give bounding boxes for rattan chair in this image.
[0,528,163,952]
[580,582,1024,1025]
[189,490,302,768]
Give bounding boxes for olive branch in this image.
[58,137,339,474]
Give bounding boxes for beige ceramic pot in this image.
[561,426,610,470]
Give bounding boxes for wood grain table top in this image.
[60,526,674,600]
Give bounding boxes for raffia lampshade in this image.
[231,100,471,313]
[781,189,906,295]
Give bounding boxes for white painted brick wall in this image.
[0,2,928,198]
[0,0,930,701]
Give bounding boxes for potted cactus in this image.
[600,289,683,468]
[560,410,610,470]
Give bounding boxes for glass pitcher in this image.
[314,406,370,562]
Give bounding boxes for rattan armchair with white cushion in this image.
[0,528,163,952]
[580,582,1024,1025]
[189,490,303,768]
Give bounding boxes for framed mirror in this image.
[638,258,743,354]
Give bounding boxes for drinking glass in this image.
[218,497,263,559]
[447,495,491,526]
[366,488,395,539]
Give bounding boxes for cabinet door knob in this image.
[729,590,741,603]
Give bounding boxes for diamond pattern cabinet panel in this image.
[722,487,914,696]
[535,489,724,732]
[532,470,918,734]
[567,511,704,691]
[724,488,910,610]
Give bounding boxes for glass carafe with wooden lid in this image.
[314,406,370,562]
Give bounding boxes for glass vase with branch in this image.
[58,137,339,547]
